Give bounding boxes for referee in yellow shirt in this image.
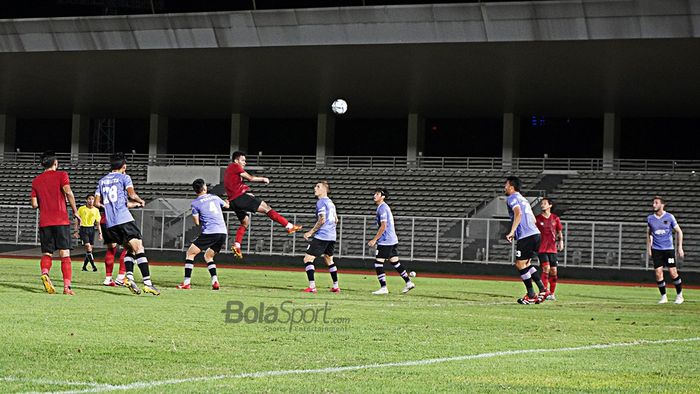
[74,194,103,271]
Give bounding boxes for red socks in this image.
[266,209,289,227]
[235,225,247,245]
[40,255,52,275]
[105,247,116,276]
[541,272,549,290]
[118,249,127,275]
[549,275,558,293]
[60,257,72,287]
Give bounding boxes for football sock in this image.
[104,246,116,277]
[541,270,549,290]
[183,259,193,285]
[672,276,682,294]
[375,263,387,288]
[266,209,289,227]
[125,252,135,281]
[305,262,315,288]
[328,263,339,287]
[392,261,410,283]
[657,280,667,296]
[60,257,72,288]
[135,253,152,286]
[117,249,127,276]
[207,261,218,283]
[528,266,546,293]
[40,255,52,275]
[235,226,246,246]
[549,274,558,293]
[518,266,535,298]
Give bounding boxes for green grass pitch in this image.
[0,258,698,393]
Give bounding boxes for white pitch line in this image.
[20,337,700,394]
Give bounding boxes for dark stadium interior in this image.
[0,0,546,19]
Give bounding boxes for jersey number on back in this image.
[101,185,119,204]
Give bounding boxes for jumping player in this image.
[504,176,547,305]
[301,181,340,293]
[75,194,102,272]
[535,197,563,301]
[95,152,159,296]
[224,151,302,259]
[647,196,684,304]
[368,187,415,295]
[177,179,229,290]
[31,151,81,295]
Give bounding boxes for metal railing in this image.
[2,152,698,173]
[3,206,697,272]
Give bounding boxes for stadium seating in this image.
[3,159,696,270]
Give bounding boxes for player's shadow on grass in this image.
[71,286,132,297]
[0,281,45,293]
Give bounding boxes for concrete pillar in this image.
[603,112,620,170]
[230,113,249,156]
[0,114,16,154]
[71,113,90,158]
[316,113,335,166]
[407,113,425,166]
[502,113,520,169]
[149,113,168,157]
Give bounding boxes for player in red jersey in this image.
[224,151,302,259]
[30,151,81,295]
[535,197,563,300]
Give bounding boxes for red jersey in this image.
[535,213,562,253]
[224,163,250,201]
[31,170,71,228]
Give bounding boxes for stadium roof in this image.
[0,1,698,118]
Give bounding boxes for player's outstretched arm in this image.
[240,171,270,184]
[126,186,145,207]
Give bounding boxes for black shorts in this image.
[79,227,96,245]
[376,244,399,260]
[100,223,117,244]
[106,221,142,246]
[537,252,558,267]
[651,249,676,268]
[230,193,262,222]
[515,234,540,261]
[39,225,72,253]
[192,233,227,253]
[306,238,335,257]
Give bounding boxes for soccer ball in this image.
[331,99,348,114]
[409,271,416,278]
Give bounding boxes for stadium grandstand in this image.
[1,1,700,393]
[0,0,698,277]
